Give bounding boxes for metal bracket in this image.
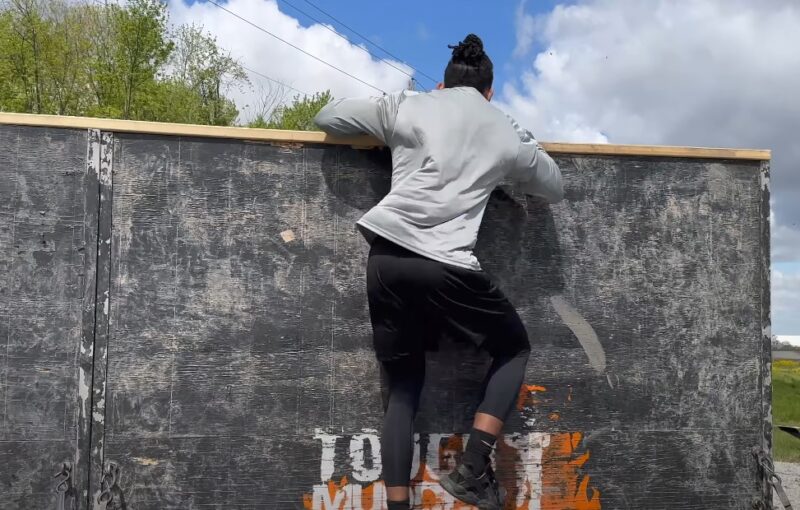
[754,447,794,510]
[94,462,126,510]
[54,462,77,510]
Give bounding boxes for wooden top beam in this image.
[0,112,771,161]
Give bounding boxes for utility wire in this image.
[206,0,386,94]
[300,0,439,85]
[240,63,311,97]
[276,0,427,91]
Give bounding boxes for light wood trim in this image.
[0,112,371,146]
[541,142,770,160]
[0,112,771,160]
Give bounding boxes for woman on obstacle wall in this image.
[314,34,564,510]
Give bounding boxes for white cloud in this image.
[502,0,800,332]
[513,0,538,58]
[773,221,800,263]
[501,0,800,149]
[501,1,800,252]
[167,0,412,123]
[773,270,800,334]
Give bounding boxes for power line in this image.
[206,0,386,95]
[88,0,317,100]
[276,0,427,91]
[240,63,311,97]
[300,0,439,85]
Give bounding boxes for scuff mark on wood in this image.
[549,294,607,374]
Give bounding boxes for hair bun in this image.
[448,34,485,66]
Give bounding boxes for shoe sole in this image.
[439,475,502,510]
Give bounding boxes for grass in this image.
[773,359,800,462]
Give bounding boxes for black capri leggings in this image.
[367,237,531,487]
[379,336,530,487]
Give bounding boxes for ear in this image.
[484,87,494,101]
[436,82,445,90]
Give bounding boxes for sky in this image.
[168,0,799,338]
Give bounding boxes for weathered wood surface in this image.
[0,126,97,509]
[0,122,771,509]
[99,135,769,509]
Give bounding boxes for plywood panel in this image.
[99,134,769,509]
[0,125,98,509]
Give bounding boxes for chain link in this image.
[754,447,794,510]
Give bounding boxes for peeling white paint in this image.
[505,432,550,510]
[103,296,109,316]
[311,431,552,509]
[78,367,91,405]
[349,433,381,482]
[86,129,101,177]
[99,168,112,186]
[760,168,770,192]
[314,429,340,482]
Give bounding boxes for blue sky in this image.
[266,0,561,92]
[173,0,800,338]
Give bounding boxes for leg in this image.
[440,300,529,510]
[380,354,426,507]
[475,336,531,431]
[465,316,530,472]
[366,239,434,508]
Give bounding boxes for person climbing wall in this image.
[314,33,564,510]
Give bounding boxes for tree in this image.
[773,335,800,353]
[249,91,332,131]
[245,81,290,128]
[160,24,248,125]
[45,0,92,115]
[0,0,325,128]
[3,0,48,113]
[113,0,173,119]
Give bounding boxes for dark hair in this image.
[444,34,493,92]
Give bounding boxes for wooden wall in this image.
[0,119,771,509]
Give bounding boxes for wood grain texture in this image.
[0,125,94,509]
[95,137,769,509]
[0,112,771,160]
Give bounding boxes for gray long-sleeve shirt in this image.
[314,86,563,271]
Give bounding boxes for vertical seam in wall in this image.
[82,128,103,509]
[760,159,773,507]
[87,130,114,508]
[3,127,20,439]
[329,148,338,429]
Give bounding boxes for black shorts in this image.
[366,236,529,361]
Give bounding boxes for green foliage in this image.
[160,23,248,125]
[773,360,800,462]
[249,91,332,131]
[0,0,269,126]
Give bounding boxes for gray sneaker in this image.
[439,463,504,510]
